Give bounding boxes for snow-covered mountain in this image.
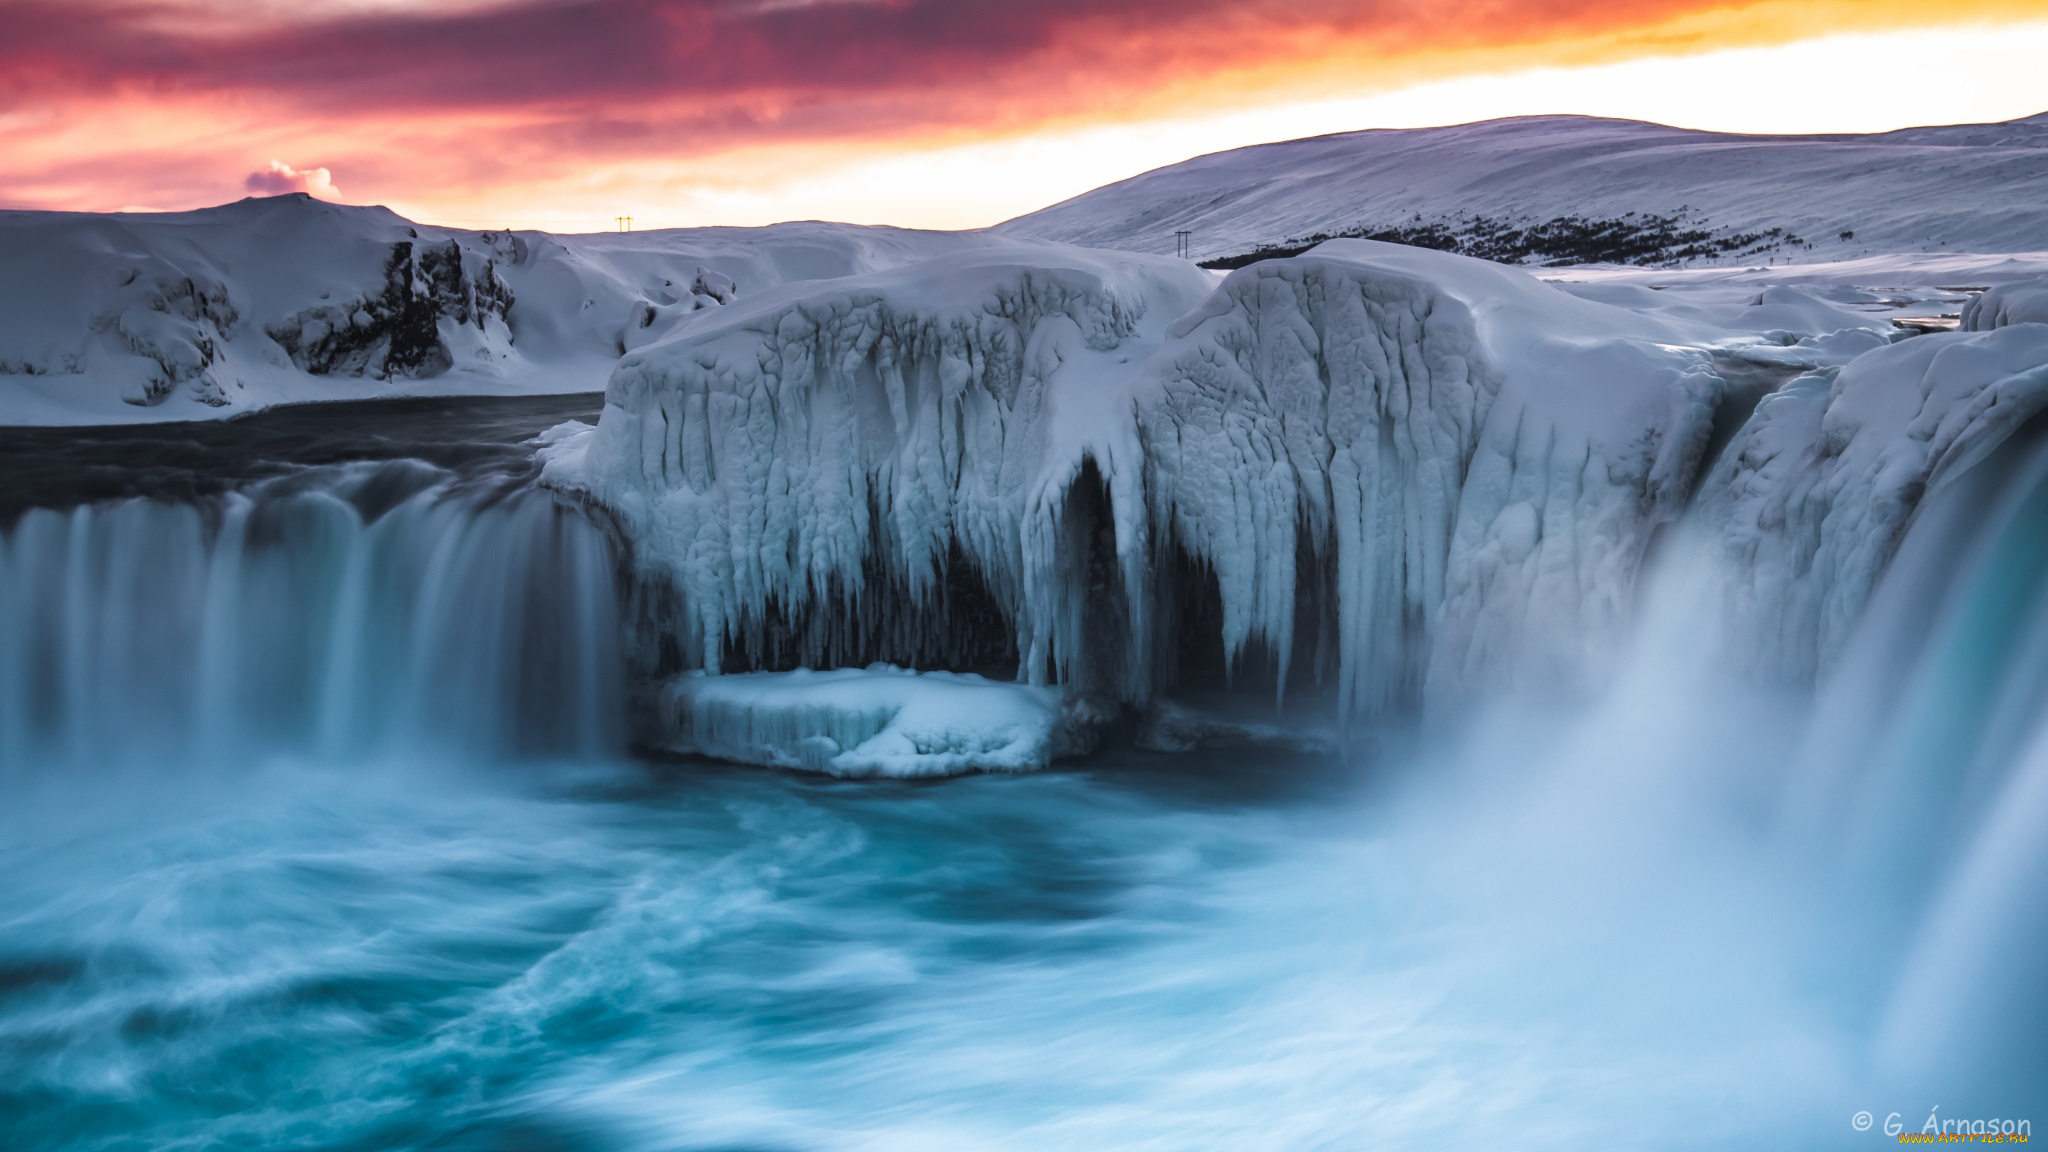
[0,194,1020,424]
[996,113,2048,267]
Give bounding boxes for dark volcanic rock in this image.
[267,239,514,380]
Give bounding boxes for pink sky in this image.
[2,0,2045,230]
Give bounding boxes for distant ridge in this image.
[996,113,2048,268]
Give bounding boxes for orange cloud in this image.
[244,160,339,197]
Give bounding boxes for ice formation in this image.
[554,239,1729,735]
[1142,241,1720,713]
[659,666,1065,777]
[552,246,1216,699]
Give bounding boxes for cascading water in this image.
[0,462,623,772]
[1779,422,2048,1110]
[1,391,2044,1150]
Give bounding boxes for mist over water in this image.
[1,398,2043,1150]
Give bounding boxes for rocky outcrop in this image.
[267,239,514,379]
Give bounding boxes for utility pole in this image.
[1174,230,1192,259]
[617,215,633,232]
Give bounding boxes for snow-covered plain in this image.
[997,113,2048,266]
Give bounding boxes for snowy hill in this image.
[995,114,2048,267]
[0,195,1018,425]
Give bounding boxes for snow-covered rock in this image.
[659,666,1065,777]
[1697,322,2048,681]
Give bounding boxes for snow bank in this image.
[1697,322,2048,681]
[1965,278,2048,331]
[659,666,1064,777]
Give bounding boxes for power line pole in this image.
[1174,230,1192,259]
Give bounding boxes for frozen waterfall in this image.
[550,240,1726,722]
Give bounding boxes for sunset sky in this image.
[4,0,2047,232]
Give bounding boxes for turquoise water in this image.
[0,741,1859,1151]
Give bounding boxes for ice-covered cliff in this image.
[548,245,1217,699]
[551,240,1747,726]
[1138,242,1722,715]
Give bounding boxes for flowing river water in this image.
[1,397,2041,1150]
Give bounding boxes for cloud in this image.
[0,0,1963,129]
[244,160,338,197]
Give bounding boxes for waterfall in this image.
[0,458,624,772]
[1775,422,2048,1106]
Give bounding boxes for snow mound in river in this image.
[661,666,1064,777]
